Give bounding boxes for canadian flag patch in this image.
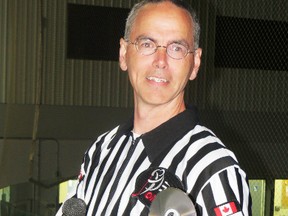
[214,201,240,216]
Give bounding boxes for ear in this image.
[189,48,202,80]
[119,38,128,71]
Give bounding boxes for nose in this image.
[152,46,168,69]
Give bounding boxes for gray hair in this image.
[124,0,201,50]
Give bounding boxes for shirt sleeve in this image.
[195,166,251,216]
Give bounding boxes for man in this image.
[57,0,252,215]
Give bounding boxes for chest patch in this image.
[131,167,184,207]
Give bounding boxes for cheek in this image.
[172,68,193,89]
[126,52,141,69]
[127,66,143,89]
[126,54,150,76]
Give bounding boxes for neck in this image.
[133,102,186,134]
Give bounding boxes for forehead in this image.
[131,2,194,43]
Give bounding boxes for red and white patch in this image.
[214,201,241,216]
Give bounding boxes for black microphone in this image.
[62,197,86,216]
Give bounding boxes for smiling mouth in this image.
[146,76,168,83]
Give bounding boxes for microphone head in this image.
[62,197,86,216]
[149,187,197,216]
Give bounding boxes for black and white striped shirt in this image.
[57,108,251,216]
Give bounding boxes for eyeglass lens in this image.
[134,38,190,59]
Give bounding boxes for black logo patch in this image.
[131,167,184,207]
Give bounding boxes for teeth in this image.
[147,77,168,83]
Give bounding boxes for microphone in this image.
[62,197,87,216]
[149,187,197,216]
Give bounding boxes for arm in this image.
[193,166,251,216]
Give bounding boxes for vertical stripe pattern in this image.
[56,110,251,216]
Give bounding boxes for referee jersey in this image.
[57,108,251,216]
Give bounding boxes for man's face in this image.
[119,2,202,107]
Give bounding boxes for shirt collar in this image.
[109,107,199,161]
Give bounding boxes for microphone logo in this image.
[165,209,180,216]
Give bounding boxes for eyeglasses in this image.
[126,38,194,60]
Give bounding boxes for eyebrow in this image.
[136,35,155,42]
[136,35,191,48]
[171,40,190,48]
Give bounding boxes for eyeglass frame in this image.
[125,38,195,60]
